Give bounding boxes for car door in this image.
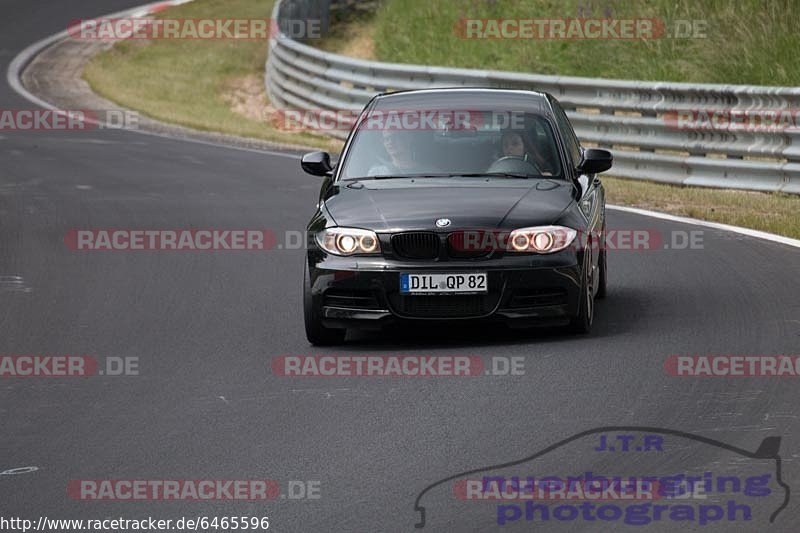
[551,100,604,291]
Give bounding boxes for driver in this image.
[501,130,527,158]
[499,129,554,176]
[368,130,420,176]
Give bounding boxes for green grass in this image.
[603,177,800,239]
[373,0,800,85]
[314,4,377,58]
[84,0,340,151]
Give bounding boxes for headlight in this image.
[507,226,577,254]
[316,227,380,256]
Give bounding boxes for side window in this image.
[552,103,582,169]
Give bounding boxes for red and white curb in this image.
[6,0,300,158]
[7,0,195,122]
[132,0,194,17]
[6,0,196,130]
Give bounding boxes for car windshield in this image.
[339,109,563,180]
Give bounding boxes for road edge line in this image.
[608,204,800,249]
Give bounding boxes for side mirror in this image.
[301,151,333,176]
[577,148,613,175]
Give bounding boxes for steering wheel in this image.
[487,156,542,175]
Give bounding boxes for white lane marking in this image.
[608,204,800,249]
[1,466,38,475]
[5,0,301,161]
[133,129,303,159]
[0,275,32,293]
[44,138,127,145]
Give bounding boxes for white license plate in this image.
[400,273,487,294]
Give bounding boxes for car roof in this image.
[371,88,555,117]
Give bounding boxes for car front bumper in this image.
[307,251,585,330]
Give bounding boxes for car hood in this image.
[323,178,575,231]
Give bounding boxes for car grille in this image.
[323,289,381,310]
[446,232,492,259]
[392,232,440,259]
[392,295,489,318]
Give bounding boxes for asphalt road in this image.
[1,2,799,532]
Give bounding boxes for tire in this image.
[596,247,607,300]
[568,252,595,334]
[303,262,346,345]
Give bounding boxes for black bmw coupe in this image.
[301,88,612,345]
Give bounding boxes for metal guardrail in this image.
[266,0,800,194]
